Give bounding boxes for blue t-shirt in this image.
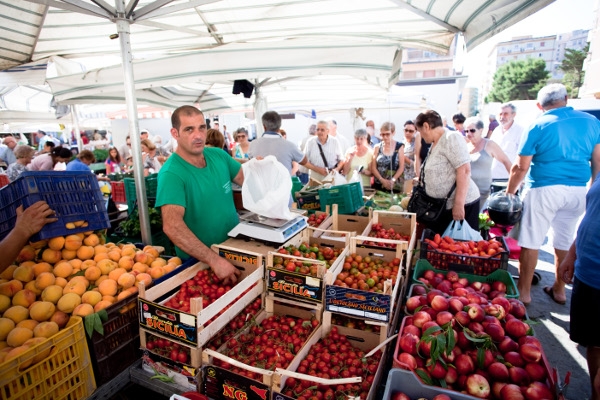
[575,177,600,289]
[66,158,91,172]
[518,106,600,188]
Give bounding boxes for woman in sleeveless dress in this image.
[465,117,512,211]
[371,122,405,192]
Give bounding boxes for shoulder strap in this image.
[317,143,329,169]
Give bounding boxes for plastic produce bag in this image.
[443,220,483,241]
[327,170,348,186]
[241,156,293,220]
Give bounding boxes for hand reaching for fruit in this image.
[211,257,241,285]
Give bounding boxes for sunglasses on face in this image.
[467,128,478,133]
[380,132,392,137]
[404,129,415,133]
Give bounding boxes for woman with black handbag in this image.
[409,110,480,234]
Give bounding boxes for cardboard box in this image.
[138,250,264,348]
[141,348,199,391]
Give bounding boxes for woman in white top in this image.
[342,129,373,187]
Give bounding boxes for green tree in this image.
[559,43,589,98]
[485,58,549,103]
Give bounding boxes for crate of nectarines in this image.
[420,229,509,276]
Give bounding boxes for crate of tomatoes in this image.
[420,229,509,275]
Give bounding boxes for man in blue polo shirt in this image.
[507,83,600,306]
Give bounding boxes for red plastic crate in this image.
[0,174,8,188]
[110,180,126,203]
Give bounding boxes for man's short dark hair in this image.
[172,106,204,130]
[262,111,282,132]
[452,113,466,124]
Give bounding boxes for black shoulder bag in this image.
[317,143,329,169]
[407,147,456,223]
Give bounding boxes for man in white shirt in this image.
[305,121,344,182]
[490,102,524,181]
[0,136,17,168]
[328,119,351,154]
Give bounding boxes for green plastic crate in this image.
[318,182,364,214]
[291,176,302,199]
[124,174,158,214]
[412,259,519,298]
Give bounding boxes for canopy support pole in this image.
[70,105,82,153]
[116,1,151,245]
[253,85,268,137]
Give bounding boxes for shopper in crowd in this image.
[558,176,600,400]
[413,131,431,178]
[487,114,499,138]
[65,150,109,182]
[141,139,164,176]
[328,119,351,154]
[0,136,17,168]
[304,120,344,182]
[6,145,35,182]
[205,129,225,151]
[35,130,59,152]
[249,111,316,177]
[28,146,72,171]
[507,83,600,306]
[402,120,417,194]
[371,122,405,193]
[232,128,251,163]
[105,147,123,174]
[464,116,512,211]
[297,124,316,184]
[156,105,242,283]
[342,128,373,188]
[0,201,57,274]
[40,141,55,155]
[414,110,480,233]
[140,129,150,141]
[365,119,380,147]
[452,113,466,134]
[490,102,524,182]
[119,136,132,160]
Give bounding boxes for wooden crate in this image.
[138,250,264,349]
[201,297,322,400]
[272,317,395,400]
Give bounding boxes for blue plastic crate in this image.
[318,182,364,214]
[0,171,110,242]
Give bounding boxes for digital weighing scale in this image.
[228,210,307,244]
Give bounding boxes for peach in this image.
[49,311,69,329]
[56,293,81,314]
[98,279,118,297]
[53,261,73,279]
[16,245,37,263]
[0,294,11,313]
[81,290,102,306]
[117,272,136,289]
[0,280,24,297]
[118,256,134,271]
[41,248,62,264]
[0,318,16,341]
[61,248,77,260]
[35,272,56,290]
[63,280,86,296]
[72,303,94,317]
[24,281,42,296]
[32,262,53,277]
[0,265,18,280]
[84,266,102,282]
[33,321,59,339]
[7,327,33,347]
[76,245,94,260]
[94,300,113,312]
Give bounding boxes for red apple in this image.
[466,374,491,399]
[500,383,526,400]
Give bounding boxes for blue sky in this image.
[464,0,597,86]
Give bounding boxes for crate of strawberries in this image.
[420,229,509,275]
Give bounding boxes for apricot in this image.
[117,272,136,289]
[12,289,37,308]
[3,305,29,324]
[76,245,94,261]
[83,233,100,247]
[132,262,148,274]
[0,280,23,297]
[163,264,177,273]
[48,236,66,251]
[118,256,134,271]
[33,321,59,339]
[53,261,74,279]
[69,275,89,288]
[101,295,116,303]
[61,248,77,260]
[16,245,37,263]
[94,244,109,255]
[108,268,127,282]
[94,300,113,312]
[97,259,117,275]
[5,345,33,369]
[135,273,152,289]
[7,327,33,347]
[0,294,11,313]
[12,264,35,283]
[41,249,62,265]
[63,234,83,251]
[120,246,137,258]
[116,290,134,301]
[0,265,18,280]
[168,256,183,266]
[63,280,87,296]
[150,258,167,269]
[149,266,165,280]
[24,337,52,363]
[95,275,109,286]
[41,285,63,304]
[98,279,118,297]
[81,290,102,306]
[73,303,95,317]
[29,301,56,322]
[94,252,109,262]
[54,277,67,288]
[35,272,56,290]
[0,318,16,341]
[49,311,70,329]
[32,262,53,277]
[16,319,39,331]
[84,266,102,282]
[81,259,96,270]
[56,293,81,314]
[24,281,42,296]
[143,245,160,259]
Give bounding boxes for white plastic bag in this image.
[327,170,348,186]
[241,156,293,220]
[443,220,483,241]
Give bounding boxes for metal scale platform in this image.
[227,209,307,244]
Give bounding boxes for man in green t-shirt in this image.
[156,106,243,283]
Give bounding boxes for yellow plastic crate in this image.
[0,316,96,400]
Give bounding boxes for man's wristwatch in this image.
[391,177,396,182]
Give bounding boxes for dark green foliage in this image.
[486,59,549,103]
